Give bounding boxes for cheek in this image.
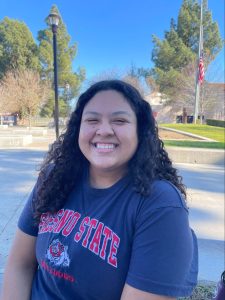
[130,129,138,153]
[117,127,138,150]
[78,130,89,156]
[78,125,95,147]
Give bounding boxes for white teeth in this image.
[95,143,115,149]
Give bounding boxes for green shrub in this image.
[178,282,216,299]
[206,119,225,128]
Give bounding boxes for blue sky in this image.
[0,0,224,82]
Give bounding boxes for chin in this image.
[92,164,117,172]
[90,161,124,173]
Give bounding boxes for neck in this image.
[89,167,127,188]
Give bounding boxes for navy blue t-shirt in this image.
[18,172,198,299]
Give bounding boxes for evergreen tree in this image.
[151,0,223,98]
[38,5,85,117]
[40,94,69,118]
[177,0,222,58]
[0,18,39,79]
[152,29,195,72]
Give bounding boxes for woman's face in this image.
[78,90,138,177]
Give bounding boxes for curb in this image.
[166,146,224,165]
[0,145,224,165]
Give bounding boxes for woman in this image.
[1,80,198,300]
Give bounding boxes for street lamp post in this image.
[48,12,60,139]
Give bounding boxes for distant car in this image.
[0,115,15,126]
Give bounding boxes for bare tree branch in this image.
[0,69,51,126]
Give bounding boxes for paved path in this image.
[0,150,224,290]
[0,149,45,291]
[175,163,224,282]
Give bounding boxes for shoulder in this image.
[140,179,188,212]
[39,163,55,181]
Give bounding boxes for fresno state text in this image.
[39,209,120,268]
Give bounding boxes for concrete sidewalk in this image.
[175,163,225,282]
[0,149,45,291]
[0,149,224,290]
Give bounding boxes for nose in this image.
[96,120,114,136]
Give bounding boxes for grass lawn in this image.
[164,140,224,149]
[161,124,224,149]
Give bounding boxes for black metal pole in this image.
[52,25,59,139]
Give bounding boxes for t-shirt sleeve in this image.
[18,164,54,236]
[18,183,39,236]
[126,181,198,297]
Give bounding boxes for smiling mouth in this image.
[92,143,119,150]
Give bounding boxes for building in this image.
[203,82,225,120]
[144,82,225,123]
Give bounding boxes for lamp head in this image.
[48,13,60,27]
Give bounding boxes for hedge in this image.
[206,119,225,128]
[178,282,217,300]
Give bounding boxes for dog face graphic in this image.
[46,239,70,267]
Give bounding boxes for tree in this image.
[165,60,224,121]
[122,64,149,96]
[152,20,196,72]
[122,74,147,96]
[40,94,69,118]
[0,83,11,114]
[150,0,223,98]
[0,18,40,79]
[38,5,85,116]
[177,0,222,59]
[0,69,51,127]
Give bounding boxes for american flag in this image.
[198,51,204,84]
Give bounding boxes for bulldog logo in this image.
[46,239,70,267]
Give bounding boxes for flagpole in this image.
[194,0,204,124]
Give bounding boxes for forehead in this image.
[83,90,135,114]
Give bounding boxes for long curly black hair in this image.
[34,79,186,222]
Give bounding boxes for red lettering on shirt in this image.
[74,216,90,242]
[82,218,98,248]
[39,213,51,233]
[53,209,74,233]
[50,209,64,231]
[62,212,81,236]
[89,222,103,255]
[41,260,75,282]
[99,226,112,260]
[108,232,120,268]
[38,209,121,269]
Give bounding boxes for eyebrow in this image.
[84,111,132,117]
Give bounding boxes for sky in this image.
[0,0,224,82]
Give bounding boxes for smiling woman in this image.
[0,80,198,300]
[79,90,138,188]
